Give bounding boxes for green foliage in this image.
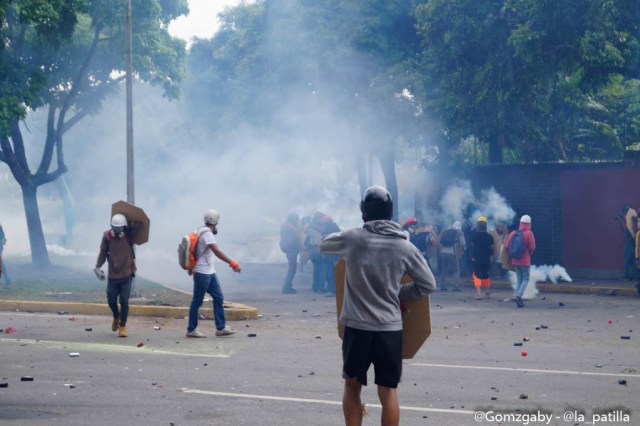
[0,0,187,265]
[415,0,640,164]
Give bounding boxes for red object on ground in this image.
[521,351,528,357]
[608,320,613,324]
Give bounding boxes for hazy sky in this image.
[168,0,244,43]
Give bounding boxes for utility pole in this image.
[125,0,134,205]
[125,0,138,296]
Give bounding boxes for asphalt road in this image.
[1,271,639,425]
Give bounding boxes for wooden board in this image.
[334,259,431,359]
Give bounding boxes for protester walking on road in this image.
[437,221,465,292]
[622,206,638,280]
[504,214,536,308]
[280,212,301,294]
[0,222,11,285]
[95,214,141,337]
[319,186,436,426]
[471,217,494,299]
[186,209,241,338]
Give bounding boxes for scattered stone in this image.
[302,309,308,313]
[621,336,631,340]
[618,379,627,385]
[519,394,528,399]
[540,325,549,329]
[64,384,76,389]
[153,326,161,330]
[491,396,497,400]
[315,335,322,339]
[595,364,603,368]
[85,328,92,332]
[20,376,33,382]
[558,302,565,307]
[58,311,68,315]
[523,337,530,342]
[248,333,257,337]
[535,327,540,331]
[137,342,144,348]
[514,342,523,346]
[152,381,158,386]
[69,353,80,357]
[0,382,8,388]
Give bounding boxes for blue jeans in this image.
[188,272,226,332]
[514,265,530,298]
[322,257,337,294]
[106,276,132,326]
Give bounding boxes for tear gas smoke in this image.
[0,83,430,291]
[439,180,516,229]
[508,265,573,300]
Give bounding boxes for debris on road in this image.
[20,376,33,381]
[3,326,16,334]
[618,379,627,385]
[69,352,80,357]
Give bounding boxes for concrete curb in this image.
[458,279,639,298]
[0,300,259,321]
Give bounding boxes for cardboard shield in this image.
[111,200,150,245]
[334,259,431,359]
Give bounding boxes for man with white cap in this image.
[505,214,536,308]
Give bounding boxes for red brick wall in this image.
[469,161,640,278]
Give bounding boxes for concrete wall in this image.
[470,160,640,278]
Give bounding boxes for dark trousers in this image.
[282,252,298,291]
[624,235,636,279]
[106,276,132,326]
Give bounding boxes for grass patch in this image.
[0,262,192,307]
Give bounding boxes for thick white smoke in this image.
[508,264,573,300]
[438,180,516,229]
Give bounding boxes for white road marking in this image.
[180,388,475,415]
[0,337,230,358]
[409,363,640,378]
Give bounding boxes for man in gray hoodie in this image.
[319,186,436,426]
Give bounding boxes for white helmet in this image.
[204,209,220,226]
[111,213,128,228]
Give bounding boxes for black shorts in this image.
[342,326,403,388]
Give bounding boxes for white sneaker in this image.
[186,330,206,338]
[215,326,235,337]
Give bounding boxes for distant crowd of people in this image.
[278,208,538,307]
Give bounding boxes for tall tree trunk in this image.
[21,184,51,267]
[356,154,369,197]
[378,152,399,222]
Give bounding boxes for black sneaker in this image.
[282,288,297,294]
[515,296,525,308]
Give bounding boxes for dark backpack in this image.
[508,230,526,259]
[440,229,457,247]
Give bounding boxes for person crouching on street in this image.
[94,214,140,337]
[319,186,436,426]
[186,209,241,338]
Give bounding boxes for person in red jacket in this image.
[504,214,536,308]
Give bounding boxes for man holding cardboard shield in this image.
[319,186,435,426]
[94,201,149,338]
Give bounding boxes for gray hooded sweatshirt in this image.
[319,220,436,332]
